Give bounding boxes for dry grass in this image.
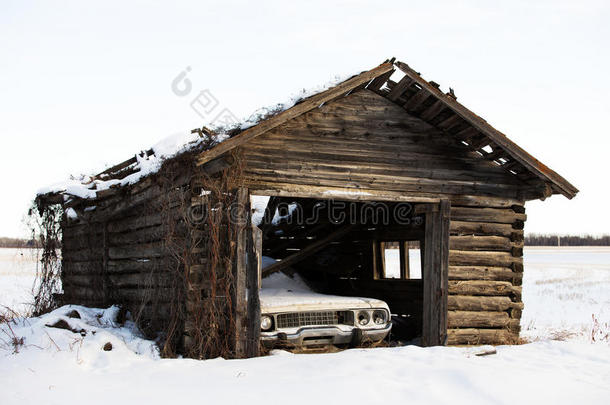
[0,306,25,353]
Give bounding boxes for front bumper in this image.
[261,323,392,348]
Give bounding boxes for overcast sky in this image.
[1,0,608,238]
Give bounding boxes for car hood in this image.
[260,272,389,314]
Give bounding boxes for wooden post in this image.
[422,199,450,346]
[234,188,249,358]
[246,225,262,357]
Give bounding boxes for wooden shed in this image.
[36,58,578,359]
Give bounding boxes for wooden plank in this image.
[448,266,522,282]
[246,225,262,358]
[450,220,520,237]
[262,225,357,276]
[422,199,449,346]
[365,68,395,92]
[419,100,445,121]
[403,88,431,111]
[249,183,441,203]
[449,235,515,251]
[448,295,523,311]
[449,195,523,208]
[386,76,414,101]
[448,280,520,297]
[108,242,166,260]
[449,250,522,267]
[244,149,524,186]
[450,207,526,224]
[448,310,510,328]
[447,328,515,345]
[196,63,395,165]
[234,187,249,359]
[394,61,578,199]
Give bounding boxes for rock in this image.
[102,342,113,351]
[46,319,72,331]
[66,309,81,319]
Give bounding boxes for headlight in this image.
[261,315,273,331]
[373,310,387,325]
[357,310,370,326]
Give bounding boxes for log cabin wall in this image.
[60,173,193,348]
[447,197,524,345]
[240,89,546,201]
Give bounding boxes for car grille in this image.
[276,311,349,329]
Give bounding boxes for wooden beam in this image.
[234,187,249,358]
[403,88,430,112]
[262,224,357,276]
[422,199,450,346]
[394,61,578,199]
[365,68,395,92]
[196,63,395,166]
[386,76,414,101]
[246,224,261,358]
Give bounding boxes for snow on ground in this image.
[521,247,610,342]
[0,248,38,316]
[1,247,609,404]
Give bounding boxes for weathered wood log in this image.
[448,311,510,328]
[62,273,105,288]
[62,261,104,275]
[448,295,523,311]
[449,235,515,251]
[108,242,166,260]
[422,199,449,347]
[448,280,520,297]
[449,195,523,208]
[107,272,176,288]
[62,249,105,262]
[449,250,522,267]
[450,207,526,224]
[447,328,516,345]
[245,170,522,199]
[106,258,170,274]
[450,220,518,237]
[245,147,522,186]
[112,287,175,303]
[448,266,522,282]
[107,212,163,233]
[108,225,165,245]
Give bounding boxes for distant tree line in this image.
[0,237,39,248]
[525,234,610,246]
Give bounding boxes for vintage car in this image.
[259,259,392,349]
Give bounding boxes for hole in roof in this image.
[509,170,518,175]
[475,151,484,157]
[461,140,469,146]
[481,145,493,153]
[498,157,508,163]
[389,70,406,82]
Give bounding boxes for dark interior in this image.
[257,196,429,342]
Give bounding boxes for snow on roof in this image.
[37,71,356,202]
